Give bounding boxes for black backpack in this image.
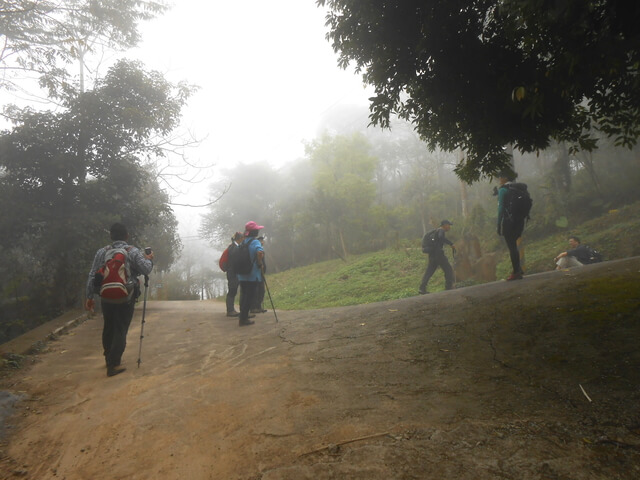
[504,183,533,222]
[421,229,438,254]
[229,238,256,274]
[585,246,603,264]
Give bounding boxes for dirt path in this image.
[1,259,640,479]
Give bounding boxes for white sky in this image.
[130,0,374,233]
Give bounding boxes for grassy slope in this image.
[267,202,640,310]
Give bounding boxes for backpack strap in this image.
[247,237,259,266]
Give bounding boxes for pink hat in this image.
[244,221,264,232]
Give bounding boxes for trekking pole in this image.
[137,275,149,368]
[261,266,278,323]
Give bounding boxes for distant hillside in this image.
[267,202,640,310]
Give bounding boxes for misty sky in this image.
[131,0,374,224]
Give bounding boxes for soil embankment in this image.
[1,259,639,479]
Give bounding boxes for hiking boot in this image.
[506,272,523,281]
[107,366,126,377]
[239,320,255,327]
[226,311,239,317]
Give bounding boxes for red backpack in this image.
[219,246,230,272]
[95,245,134,303]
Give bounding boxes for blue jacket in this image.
[236,237,264,282]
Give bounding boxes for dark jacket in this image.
[567,244,594,264]
[497,183,526,236]
[424,227,453,253]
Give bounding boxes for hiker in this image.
[554,236,602,269]
[222,232,244,317]
[251,235,268,314]
[236,221,265,326]
[496,170,531,281]
[419,220,456,294]
[85,223,154,377]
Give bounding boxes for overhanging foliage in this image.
[318,0,640,182]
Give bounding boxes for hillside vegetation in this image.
[267,202,640,310]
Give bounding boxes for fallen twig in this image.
[579,383,592,403]
[595,438,640,451]
[299,432,391,457]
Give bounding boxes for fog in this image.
[2,1,639,312]
[128,0,375,230]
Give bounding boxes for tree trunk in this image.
[460,180,469,219]
[339,228,348,260]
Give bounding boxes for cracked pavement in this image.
[1,258,639,479]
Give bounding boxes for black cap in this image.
[440,219,453,226]
[497,169,517,181]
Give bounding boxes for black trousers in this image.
[502,221,524,274]
[252,281,265,310]
[101,299,135,368]
[239,281,259,322]
[420,250,454,291]
[225,272,239,313]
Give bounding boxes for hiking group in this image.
[419,169,603,293]
[83,219,269,378]
[83,183,602,377]
[419,170,532,293]
[218,221,268,327]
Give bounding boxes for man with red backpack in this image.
[85,223,154,377]
[219,232,244,317]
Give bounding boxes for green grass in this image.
[265,202,640,311]
[267,247,429,309]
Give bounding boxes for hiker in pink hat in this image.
[236,221,265,326]
[244,221,264,235]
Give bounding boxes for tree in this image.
[318,0,640,182]
[0,60,188,328]
[1,0,167,96]
[306,133,378,259]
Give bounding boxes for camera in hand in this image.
[144,247,152,255]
